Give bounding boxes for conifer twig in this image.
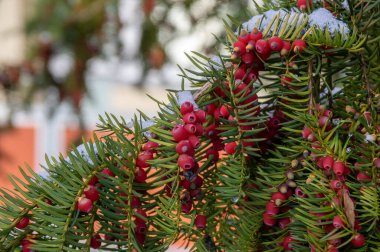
[360,52,372,107]
[308,60,315,114]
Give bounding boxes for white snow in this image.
[241,9,306,34]
[308,8,349,37]
[342,0,350,11]
[177,90,199,109]
[208,55,223,70]
[240,7,350,38]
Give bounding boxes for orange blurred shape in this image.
[0,127,35,190]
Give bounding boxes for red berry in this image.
[84,185,100,202]
[180,101,194,115]
[271,192,288,206]
[205,124,218,139]
[280,41,292,56]
[357,172,371,182]
[249,28,263,41]
[142,141,159,152]
[183,112,197,124]
[263,212,276,226]
[330,180,342,190]
[22,240,34,252]
[172,125,189,142]
[301,127,312,139]
[195,215,207,229]
[194,109,206,123]
[206,149,219,163]
[297,0,312,10]
[136,232,146,246]
[268,36,283,52]
[88,176,99,185]
[283,236,295,251]
[135,218,147,234]
[181,200,193,213]
[136,151,154,168]
[234,82,250,96]
[135,167,147,183]
[225,142,238,155]
[318,116,330,128]
[178,154,196,170]
[219,105,231,118]
[233,40,246,55]
[90,234,102,249]
[206,103,217,115]
[135,208,148,222]
[322,156,334,169]
[265,201,280,215]
[77,197,93,213]
[333,215,345,229]
[373,158,380,168]
[333,161,346,176]
[351,233,365,247]
[195,123,204,136]
[255,39,270,55]
[281,75,292,86]
[176,140,194,155]
[188,135,200,149]
[242,53,255,64]
[293,39,307,53]
[234,67,246,80]
[131,196,141,208]
[183,124,196,134]
[278,217,291,229]
[268,116,281,129]
[16,216,30,229]
[101,168,114,177]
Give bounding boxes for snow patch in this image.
[342,0,350,11]
[308,8,349,37]
[177,90,199,109]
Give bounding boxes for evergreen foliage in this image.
[0,0,379,251]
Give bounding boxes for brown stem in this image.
[193,82,212,101]
[308,60,315,114]
[360,52,372,107]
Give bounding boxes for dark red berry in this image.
[219,105,231,118]
[357,172,371,182]
[136,232,146,246]
[271,192,287,206]
[206,149,219,163]
[180,101,194,115]
[136,151,154,168]
[293,39,307,53]
[16,216,29,229]
[268,36,283,52]
[234,67,246,80]
[188,135,200,149]
[130,196,141,208]
[135,218,147,234]
[278,217,291,229]
[184,123,196,134]
[263,212,276,226]
[280,75,292,86]
[322,156,334,169]
[181,200,193,213]
[351,233,365,247]
[332,215,344,229]
[205,124,218,138]
[333,161,346,176]
[225,142,238,155]
[280,41,292,56]
[249,28,263,41]
[255,39,270,55]
[178,154,196,170]
[206,103,217,115]
[135,167,147,183]
[142,141,159,152]
[176,140,194,155]
[77,197,93,213]
[297,0,312,10]
[265,201,280,215]
[233,40,246,55]
[195,123,204,136]
[283,236,295,251]
[90,234,102,249]
[101,168,114,177]
[195,215,207,229]
[194,110,206,123]
[330,180,342,190]
[242,53,255,64]
[183,112,197,124]
[84,185,100,202]
[172,125,189,142]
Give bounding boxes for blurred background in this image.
[0,0,255,190]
